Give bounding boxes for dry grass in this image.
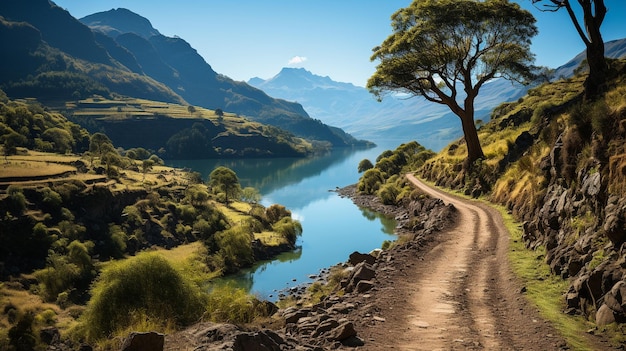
[0,159,77,179]
[254,231,288,246]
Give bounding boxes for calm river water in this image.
[166,139,406,300]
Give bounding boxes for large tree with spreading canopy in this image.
[368,0,538,168]
[531,0,607,100]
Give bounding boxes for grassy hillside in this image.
[64,96,314,158]
[0,92,305,349]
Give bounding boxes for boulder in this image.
[346,262,376,292]
[356,280,375,293]
[121,331,164,351]
[596,304,616,326]
[329,321,357,341]
[349,251,376,266]
[232,330,284,351]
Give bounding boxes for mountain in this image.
[78,8,367,148]
[0,0,185,104]
[553,38,626,79]
[0,2,364,149]
[249,68,527,151]
[250,39,626,151]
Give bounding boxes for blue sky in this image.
[53,0,625,87]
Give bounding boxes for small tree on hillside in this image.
[208,166,241,203]
[368,0,537,169]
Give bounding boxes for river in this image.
[166,139,406,300]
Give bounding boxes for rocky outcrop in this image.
[515,129,626,325]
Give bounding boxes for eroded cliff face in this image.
[521,129,626,325]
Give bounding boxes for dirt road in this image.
[357,175,570,350]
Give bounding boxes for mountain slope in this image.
[250,39,626,151]
[249,68,527,151]
[79,8,367,147]
[0,1,186,104]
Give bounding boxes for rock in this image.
[284,308,310,324]
[349,251,376,266]
[330,321,357,341]
[39,326,59,345]
[596,304,616,326]
[346,262,376,293]
[121,331,164,351]
[232,330,284,351]
[312,319,340,337]
[356,280,375,293]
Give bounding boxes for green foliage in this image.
[265,204,291,224]
[358,168,384,195]
[240,187,261,204]
[272,217,303,245]
[205,284,274,323]
[34,252,81,302]
[80,253,207,341]
[358,158,374,173]
[378,183,401,205]
[214,227,254,273]
[0,98,90,154]
[6,185,26,216]
[208,166,241,203]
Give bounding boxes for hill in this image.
[66,97,313,159]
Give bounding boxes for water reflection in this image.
[167,143,403,300]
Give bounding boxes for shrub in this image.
[80,253,207,341]
[378,183,400,205]
[265,204,291,224]
[6,185,26,215]
[358,168,384,195]
[272,217,303,245]
[34,253,80,302]
[205,285,274,323]
[214,227,254,272]
[358,159,374,173]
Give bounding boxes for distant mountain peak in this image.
[80,8,160,39]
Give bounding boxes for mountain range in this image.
[0,2,365,148]
[250,38,626,151]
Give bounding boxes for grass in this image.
[497,206,597,351]
[0,158,77,179]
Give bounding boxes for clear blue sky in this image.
[53,0,626,87]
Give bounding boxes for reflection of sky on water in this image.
[168,140,407,301]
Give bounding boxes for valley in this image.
[1,0,626,350]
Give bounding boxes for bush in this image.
[272,217,303,245]
[214,227,254,272]
[206,285,273,323]
[265,204,291,224]
[80,253,207,341]
[378,183,400,205]
[358,168,384,195]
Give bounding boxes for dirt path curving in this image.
[357,175,571,350]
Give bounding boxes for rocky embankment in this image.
[155,184,456,351]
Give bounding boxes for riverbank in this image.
[161,183,458,350]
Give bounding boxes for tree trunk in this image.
[460,114,484,170]
[584,31,607,100]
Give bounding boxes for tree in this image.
[88,133,115,161]
[531,0,607,99]
[142,159,154,181]
[187,105,196,116]
[368,0,537,168]
[208,166,241,203]
[358,159,374,173]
